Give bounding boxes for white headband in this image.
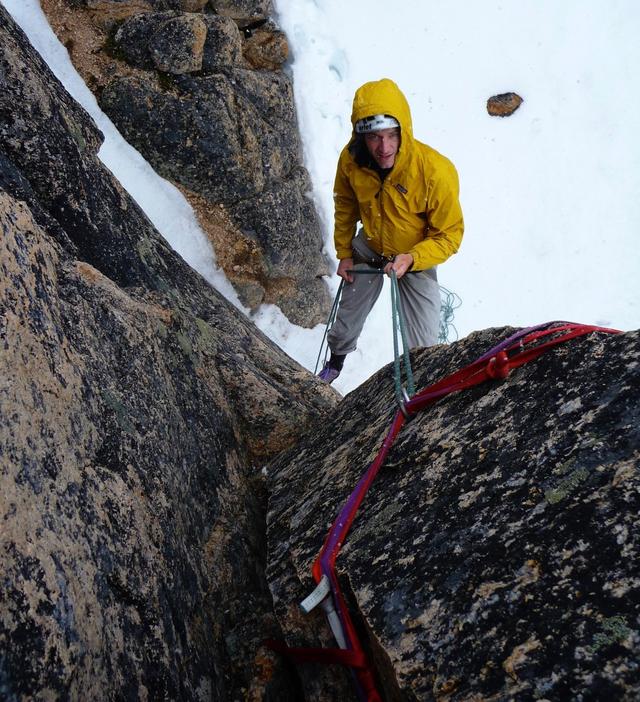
[355,114,400,133]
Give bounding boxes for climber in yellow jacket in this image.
[318,78,464,384]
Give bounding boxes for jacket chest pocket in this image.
[393,186,429,224]
[388,186,425,216]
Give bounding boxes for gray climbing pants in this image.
[327,261,441,355]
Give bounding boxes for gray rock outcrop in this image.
[213,0,273,22]
[42,0,331,326]
[267,327,640,700]
[0,7,337,699]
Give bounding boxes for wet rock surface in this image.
[41,0,330,326]
[0,8,337,699]
[267,327,640,700]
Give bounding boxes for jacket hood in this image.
[351,78,414,141]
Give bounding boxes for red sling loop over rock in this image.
[272,323,620,701]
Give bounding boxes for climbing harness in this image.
[273,321,621,701]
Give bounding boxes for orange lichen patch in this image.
[73,261,173,325]
[502,636,541,681]
[243,28,288,71]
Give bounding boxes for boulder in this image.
[201,14,244,70]
[113,12,243,72]
[267,327,640,700]
[487,91,524,117]
[0,8,337,699]
[242,22,288,70]
[213,0,273,22]
[148,13,207,74]
[112,10,173,68]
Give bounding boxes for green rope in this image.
[314,279,344,374]
[390,271,415,408]
[347,270,416,404]
[316,272,459,400]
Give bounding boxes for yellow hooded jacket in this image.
[333,78,464,271]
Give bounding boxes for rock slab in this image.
[267,327,640,700]
[0,8,337,700]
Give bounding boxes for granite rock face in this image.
[112,11,243,70]
[0,8,337,700]
[201,13,244,69]
[241,21,288,71]
[147,12,208,74]
[99,61,330,324]
[43,0,331,326]
[267,327,640,700]
[213,0,273,22]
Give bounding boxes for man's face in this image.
[364,128,400,169]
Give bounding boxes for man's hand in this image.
[384,253,414,279]
[337,257,354,283]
